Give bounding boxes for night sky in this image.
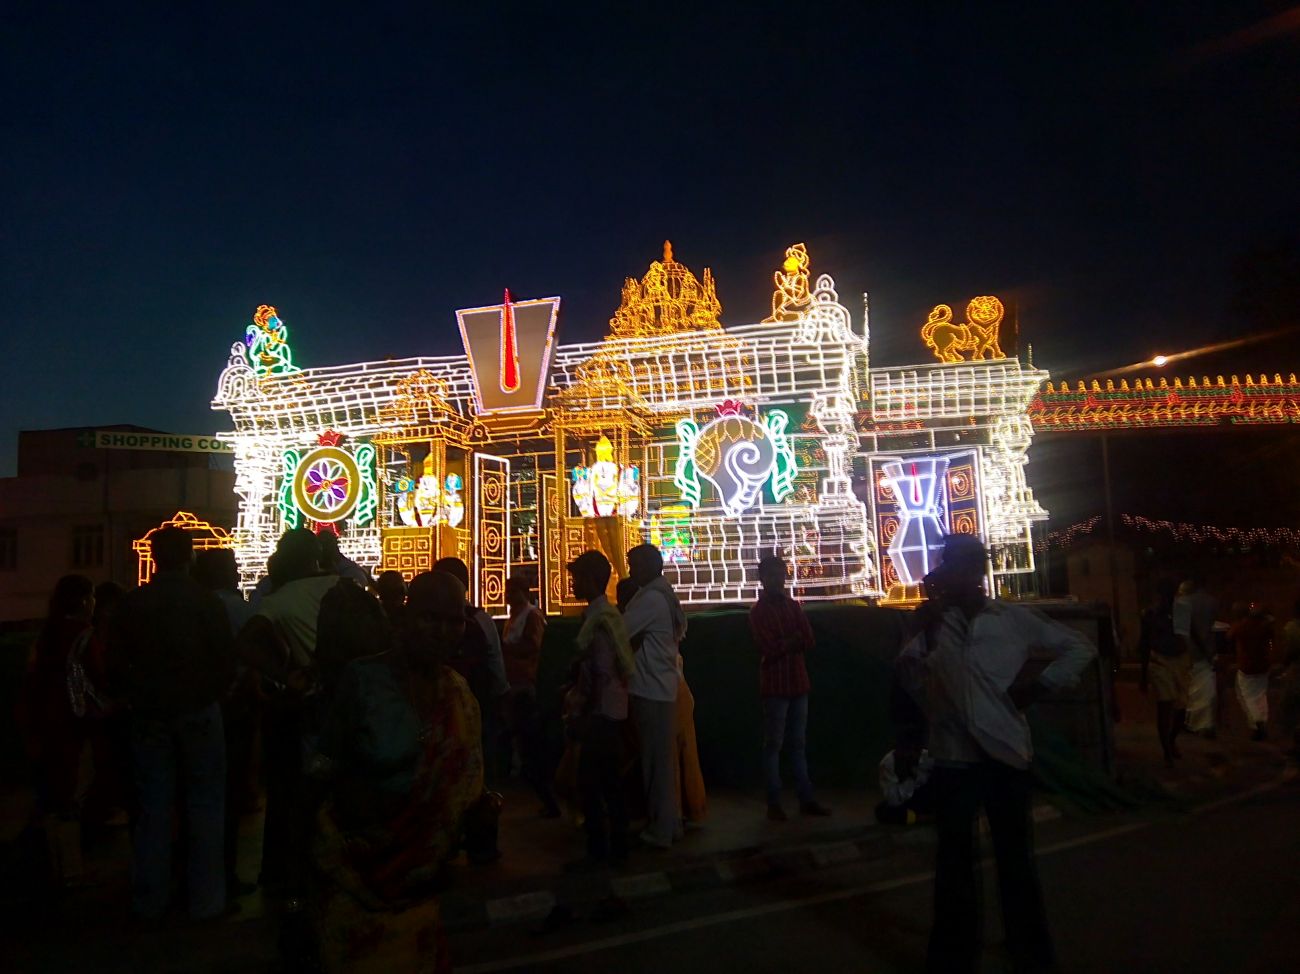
[4,3,1299,525]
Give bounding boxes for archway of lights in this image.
[214,243,1048,613]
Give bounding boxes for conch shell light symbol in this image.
[688,416,775,517]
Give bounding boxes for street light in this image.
[1152,354,1168,367]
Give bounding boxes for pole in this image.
[1101,433,1122,645]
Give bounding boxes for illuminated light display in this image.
[649,503,694,563]
[216,240,1057,609]
[499,289,521,394]
[133,511,235,586]
[456,293,560,414]
[1040,514,1300,551]
[871,450,983,595]
[1029,373,1300,431]
[763,242,811,322]
[921,296,1006,363]
[245,305,297,378]
[674,402,798,518]
[280,429,376,528]
[609,240,722,338]
[570,435,640,519]
[880,456,950,584]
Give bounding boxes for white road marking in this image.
[454,773,1291,973]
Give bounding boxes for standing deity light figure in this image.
[570,435,640,518]
[881,456,951,584]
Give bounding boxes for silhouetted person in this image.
[373,569,408,627]
[110,527,233,919]
[565,551,633,867]
[894,535,1095,974]
[79,580,132,830]
[502,573,557,817]
[1229,602,1273,740]
[623,543,686,849]
[748,555,830,820]
[1138,578,1188,766]
[433,557,509,785]
[20,574,95,887]
[316,527,370,587]
[1279,597,1300,759]
[235,528,331,900]
[194,547,258,900]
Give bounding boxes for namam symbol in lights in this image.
[675,401,797,517]
[880,456,950,585]
[499,289,520,394]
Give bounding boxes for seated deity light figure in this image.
[441,474,465,528]
[570,464,596,518]
[411,454,442,527]
[617,463,640,518]
[881,456,951,584]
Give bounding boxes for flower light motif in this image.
[305,461,350,508]
[283,429,375,527]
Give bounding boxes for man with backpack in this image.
[1140,578,1190,766]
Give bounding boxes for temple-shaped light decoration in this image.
[133,511,235,586]
[214,243,1055,611]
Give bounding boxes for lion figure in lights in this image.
[921,296,1006,363]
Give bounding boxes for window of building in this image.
[0,528,15,571]
[72,525,105,568]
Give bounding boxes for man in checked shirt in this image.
[894,534,1095,974]
[748,554,832,822]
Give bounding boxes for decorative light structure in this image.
[213,243,1053,611]
[133,511,235,586]
[1029,373,1300,430]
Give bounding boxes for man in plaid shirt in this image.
[748,555,831,821]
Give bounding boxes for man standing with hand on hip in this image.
[893,534,1095,974]
[622,544,686,850]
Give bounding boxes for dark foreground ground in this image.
[3,679,1297,973]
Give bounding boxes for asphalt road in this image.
[449,772,1300,974]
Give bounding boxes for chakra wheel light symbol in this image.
[293,446,362,523]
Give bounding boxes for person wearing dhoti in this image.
[1229,603,1273,741]
[1175,578,1219,736]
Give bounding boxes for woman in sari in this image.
[312,570,483,973]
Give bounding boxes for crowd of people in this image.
[19,524,1300,973]
[16,529,833,971]
[1137,574,1300,765]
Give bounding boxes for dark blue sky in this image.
[3,3,1298,478]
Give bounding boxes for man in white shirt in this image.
[893,534,1095,974]
[622,544,686,849]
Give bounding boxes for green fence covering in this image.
[533,604,910,790]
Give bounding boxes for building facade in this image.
[0,427,235,622]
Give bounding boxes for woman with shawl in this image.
[311,570,483,973]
